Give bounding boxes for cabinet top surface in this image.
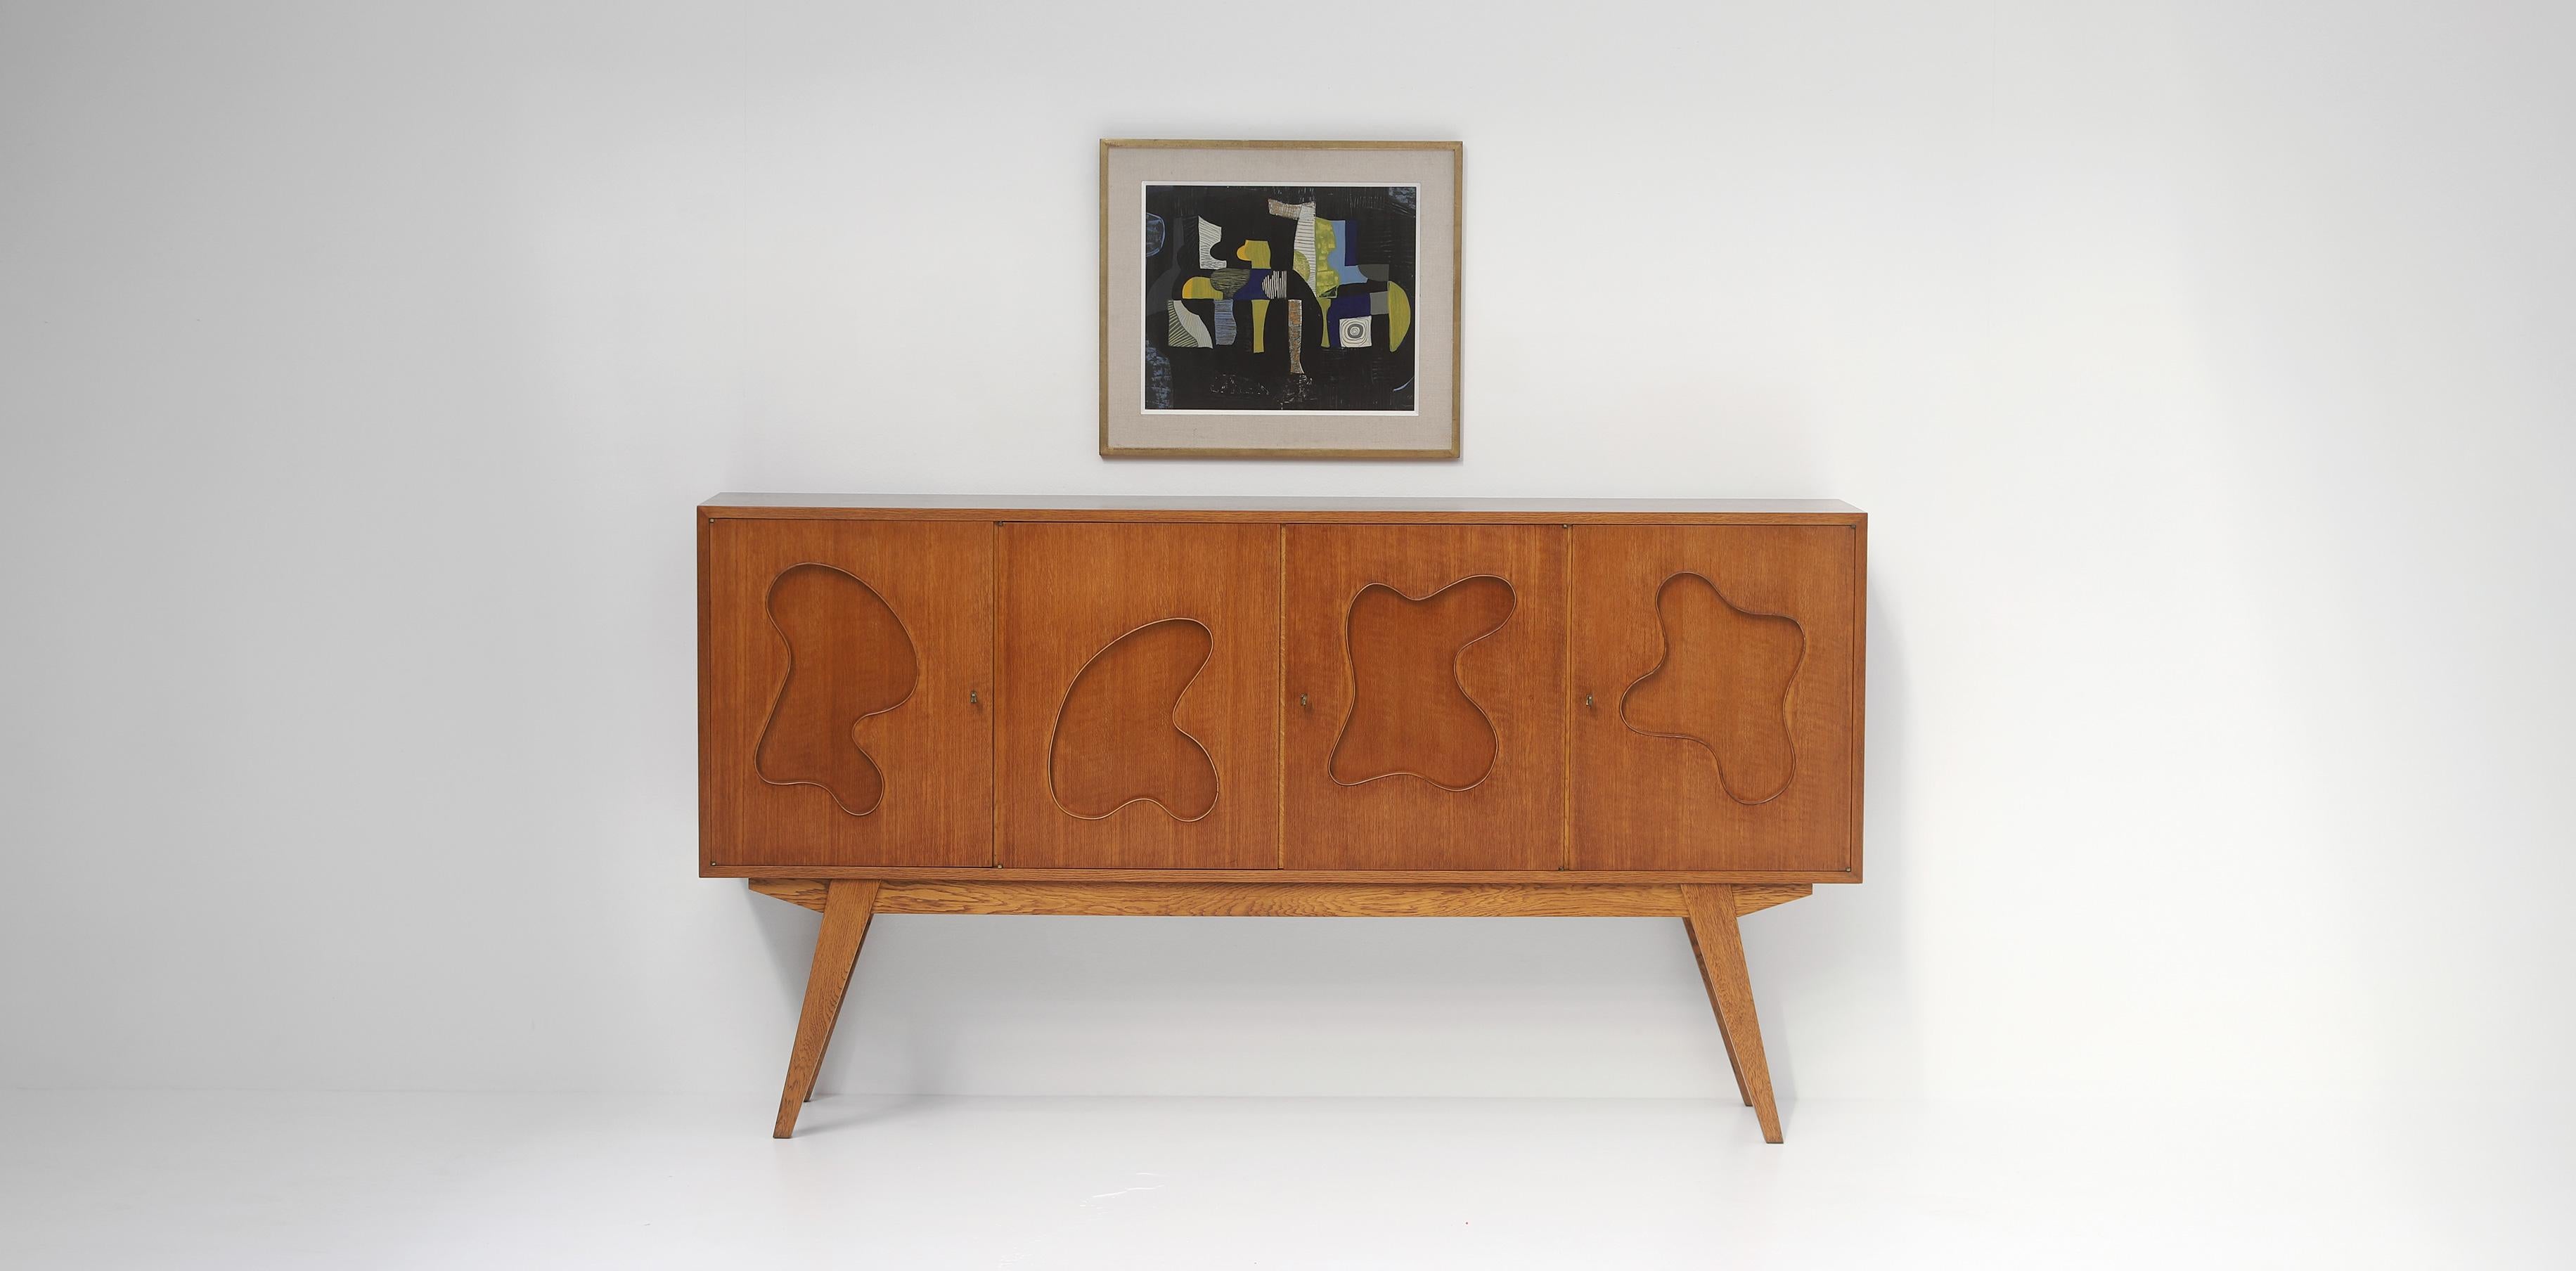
[703,493,1864,520]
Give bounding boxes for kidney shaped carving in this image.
[756,563,919,815]
[1621,572,1803,805]
[1329,576,1516,790]
[1050,618,1220,820]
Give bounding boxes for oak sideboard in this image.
[700,496,1866,1142]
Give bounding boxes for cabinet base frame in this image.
[754,878,1805,1142]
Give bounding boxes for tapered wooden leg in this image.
[1683,916,1753,1107]
[1682,884,1782,1143]
[774,879,880,1138]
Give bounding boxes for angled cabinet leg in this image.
[775,879,882,1138]
[1683,917,1753,1107]
[1682,884,1783,1143]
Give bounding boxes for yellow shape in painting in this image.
[1250,299,1268,352]
[1310,220,1341,297]
[1235,241,1271,268]
[1180,276,1221,299]
[1386,282,1411,351]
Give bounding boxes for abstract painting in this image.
[1100,141,1460,458]
[1142,184,1418,413]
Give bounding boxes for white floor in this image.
[1,1090,2565,1269]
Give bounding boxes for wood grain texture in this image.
[774,879,879,1138]
[1684,884,1783,1142]
[726,865,1849,884]
[889,882,1680,917]
[1330,576,1515,788]
[1732,884,1810,916]
[1569,525,1862,873]
[751,878,833,910]
[704,520,992,868]
[1622,572,1803,804]
[999,523,1280,868]
[1682,915,1751,1107]
[1284,525,1566,870]
[749,879,1810,917]
[1049,618,1218,820]
[754,564,918,815]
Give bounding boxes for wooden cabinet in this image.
[699,496,1865,1144]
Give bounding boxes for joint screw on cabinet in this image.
[969,690,979,705]
[1585,692,1595,708]
[1299,693,1310,709]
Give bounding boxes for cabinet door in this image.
[1569,526,1860,873]
[1282,525,1566,870]
[701,518,993,868]
[998,522,1281,868]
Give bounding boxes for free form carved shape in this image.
[1621,572,1803,805]
[1050,618,1220,820]
[1329,576,1515,789]
[755,563,918,815]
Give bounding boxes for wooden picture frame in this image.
[1099,139,1462,459]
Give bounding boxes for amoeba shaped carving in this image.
[1329,576,1515,789]
[1050,619,1219,820]
[756,563,918,815]
[1621,572,1803,804]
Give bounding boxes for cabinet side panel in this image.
[997,522,1282,868]
[698,508,716,871]
[1569,525,1858,872]
[703,519,994,868]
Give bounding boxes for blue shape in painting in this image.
[1327,220,1360,276]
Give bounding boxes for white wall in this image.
[3,0,2569,1102]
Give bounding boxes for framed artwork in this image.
[1099,139,1462,458]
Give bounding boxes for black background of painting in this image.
[1143,184,1417,412]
